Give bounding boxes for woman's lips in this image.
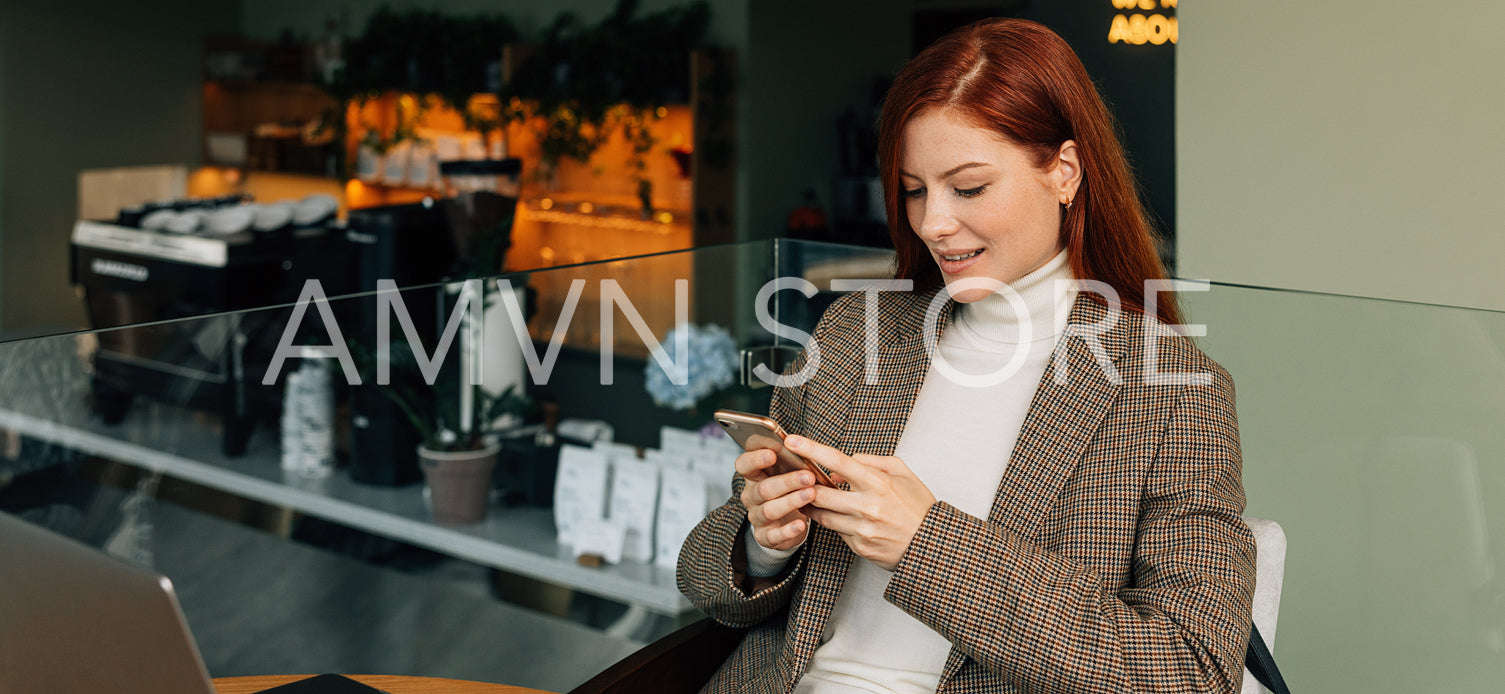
[936,248,984,274]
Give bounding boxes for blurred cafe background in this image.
[1,1,1503,692]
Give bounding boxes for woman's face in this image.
[899,107,1079,303]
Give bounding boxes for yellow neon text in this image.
[1108,14,1178,45]
[1111,0,1177,11]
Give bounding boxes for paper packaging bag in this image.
[573,517,627,564]
[655,472,710,568]
[693,455,736,512]
[659,425,706,456]
[553,445,610,547]
[644,449,693,470]
[609,458,660,563]
[593,440,640,462]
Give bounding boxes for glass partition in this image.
[1,238,1498,692]
[0,238,894,689]
[1183,285,1505,693]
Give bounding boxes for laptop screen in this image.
[0,511,216,694]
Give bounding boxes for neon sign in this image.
[1109,0,1178,46]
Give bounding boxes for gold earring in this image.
[1063,199,1073,212]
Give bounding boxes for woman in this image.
[678,18,1255,694]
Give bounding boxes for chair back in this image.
[1241,516,1287,694]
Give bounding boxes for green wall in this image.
[1187,284,1505,693]
[0,0,241,339]
[1178,0,1505,311]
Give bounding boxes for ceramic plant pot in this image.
[418,441,501,524]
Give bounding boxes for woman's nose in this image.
[916,196,958,241]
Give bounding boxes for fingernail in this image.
[801,489,814,502]
[799,472,814,486]
[786,435,804,449]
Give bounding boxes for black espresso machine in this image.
[70,205,352,456]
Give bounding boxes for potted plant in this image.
[350,230,533,523]
[372,335,535,524]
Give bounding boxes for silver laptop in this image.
[0,510,217,693]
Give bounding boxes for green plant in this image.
[327,1,713,208]
[499,0,709,175]
[347,195,525,453]
[352,334,535,452]
[332,8,519,108]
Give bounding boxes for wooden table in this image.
[213,674,556,693]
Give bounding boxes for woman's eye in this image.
[902,188,925,200]
[956,185,988,198]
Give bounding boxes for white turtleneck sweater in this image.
[745,249,1078,694]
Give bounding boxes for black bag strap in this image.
[1244,624,1290,694]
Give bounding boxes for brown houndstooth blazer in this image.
[677,286,1257,694]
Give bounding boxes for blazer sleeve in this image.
[883,366,1257,694]
[675,336,818,628]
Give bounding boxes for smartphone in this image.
[713,409,836,487]
[253,674,385,693]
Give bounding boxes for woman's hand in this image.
[736,447,816,552]
[786,435,937,571]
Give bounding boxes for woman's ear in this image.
[1052,140,1082,204]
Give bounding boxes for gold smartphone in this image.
[713,409,836,488]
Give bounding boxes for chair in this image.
[568,616,744,694]
[1242,517,1287,694]
[572,517,1286,694]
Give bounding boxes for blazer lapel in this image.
[787,288,956,670]
[837,286,955,457]
[936,294,1131,688]
[986,295,1129,538]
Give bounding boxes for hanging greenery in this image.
[329,0,712,210]
[498,0,710,170]
[332,8,519,109]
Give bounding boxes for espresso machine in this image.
[70,199,351,456]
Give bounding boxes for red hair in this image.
[878,18,1180,326]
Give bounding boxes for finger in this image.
[743,466,812,510]
[806,506,860,536]
[755,516,809,549]
[756,485,816,525]
[756,505,809,535]
[805,485,865,518]
[785,436,874,488]
[756,469,815,506]
[734,448,777,481]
